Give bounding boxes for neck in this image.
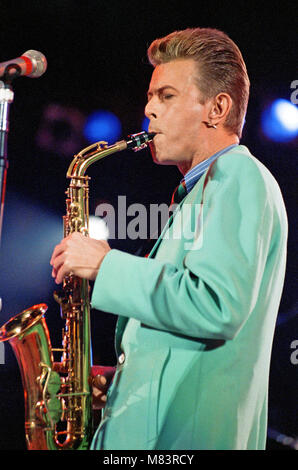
[177,133,239,176]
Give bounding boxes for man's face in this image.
[145,58,210,170]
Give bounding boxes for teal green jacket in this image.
[90,145,288,450]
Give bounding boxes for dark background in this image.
[0,0,297,451]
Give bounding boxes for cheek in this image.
[168,102,203,134]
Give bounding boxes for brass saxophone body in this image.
[0,131,154,450]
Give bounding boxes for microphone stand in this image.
[0,65,21,312]
[0,81,13,245]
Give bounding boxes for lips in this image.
[148,128,162,136]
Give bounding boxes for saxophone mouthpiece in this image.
[126,131,156,151]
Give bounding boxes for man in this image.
[50,28,288,450]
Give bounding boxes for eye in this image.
[160,93,174,101]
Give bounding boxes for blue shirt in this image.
[182,144,238,194]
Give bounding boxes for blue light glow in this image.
[142,116,149,132]
[261,99,298,142]
[84,110,122,143]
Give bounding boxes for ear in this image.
[208,93,233,126]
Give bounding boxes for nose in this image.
[144,99,157,120]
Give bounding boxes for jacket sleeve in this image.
[91,156,276,340]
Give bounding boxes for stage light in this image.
[261,99,298,142]
[84,110,122,144]
[89,215,109,241]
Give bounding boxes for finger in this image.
[53,255,73,284]
[92,393,107,410]
[50,240,67,265]
[50,233,86,267]
[51,252,67,279]
[55,264,70,284]
[92,387,104,398]
[93,375,107,389]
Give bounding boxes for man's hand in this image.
[91,366,115,410]
[50,232,111,284]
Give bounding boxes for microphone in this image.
[0,50,47,79]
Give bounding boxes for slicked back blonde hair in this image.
[147,28,250,138]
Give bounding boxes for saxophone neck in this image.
[66,131,155,179]
[66,140,127,179]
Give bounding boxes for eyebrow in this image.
[147,85,179,99]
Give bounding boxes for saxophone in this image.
[0,131,154,450]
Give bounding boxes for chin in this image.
[149,142,180,166]
[151,152,176,166]
[154,158,175,166]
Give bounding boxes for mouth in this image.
[148,128,161,136]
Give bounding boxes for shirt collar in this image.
[182,144,238,193]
